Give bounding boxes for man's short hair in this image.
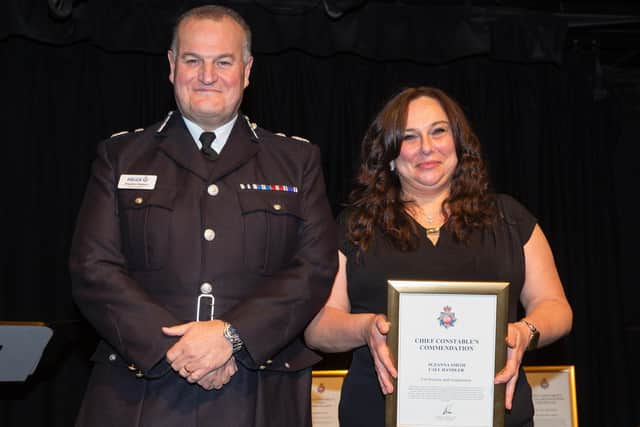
[170,5,252,63]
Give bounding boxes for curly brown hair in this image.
[345,86,497,253]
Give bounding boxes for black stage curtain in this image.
[1,2,638,426]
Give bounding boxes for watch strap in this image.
[223,321,244,353]
[520,319,540,351]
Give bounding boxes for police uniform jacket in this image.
[69,111,338,427]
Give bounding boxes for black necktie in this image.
[199,132,218,160]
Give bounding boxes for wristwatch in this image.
[223,321,244,353]
[521,319,540,351]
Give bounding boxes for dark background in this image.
[1,0,638,426]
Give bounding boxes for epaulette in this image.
[242,115,311,143]
[110,130,129,138]
[273,132,311,144]
[110,127,144,139]
[291,135,310,143]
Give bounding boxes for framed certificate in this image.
[311,370,348,427]
[0,321,53,382]
[523,365,578,427]
[386,280,509,427]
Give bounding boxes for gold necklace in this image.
[424,213,441,235]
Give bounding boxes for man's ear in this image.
[168,50,176,84]
[243,56,254,89]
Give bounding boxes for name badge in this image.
[117,174,157,190]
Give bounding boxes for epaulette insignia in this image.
[243,115,259,139]
[291,135,310,143]
[110,130,129,138]
[134,128,144,133]
[156,111,174,133]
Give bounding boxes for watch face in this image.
[224,323,243,353]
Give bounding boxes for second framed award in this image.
[386,280,509,427]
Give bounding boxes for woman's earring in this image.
[389,160,396,172]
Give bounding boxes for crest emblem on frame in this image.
[438,305,457,329]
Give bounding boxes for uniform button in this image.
[108,353,117,362]
[203,228,216,241]
[284,362,291,369]
[259,365,266,370]
[134,197,143,205]
[135,370,144,378]
[265,359,273,365]
[128,364,137,371]
[207,184,219,196]
[200,282,213,294]
[273,203,282,211]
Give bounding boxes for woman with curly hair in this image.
[305,86,572,426]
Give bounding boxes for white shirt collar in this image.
[182,114,238,155]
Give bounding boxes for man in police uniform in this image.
[69,5,337,426]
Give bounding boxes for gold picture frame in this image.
[386,280,510,427]
[311,370,348,427]
[312,369,349,378]
[523,365,578,427]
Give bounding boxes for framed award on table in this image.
[523,365,578,427]
[311,370,348,427]
[386,280,510,427]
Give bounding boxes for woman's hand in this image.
[365,314,398,395]
[494,321,530,409]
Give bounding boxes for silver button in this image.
[108,353,117,362]
[259,365,266,370]
[135,370,144,378]
[207,184,219,196]
[273,203,282,211]
[128,364,137,371]
[284,362,291,369]
[203,228,215,241]
[265,359,273,365]
[200,282,213,294]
